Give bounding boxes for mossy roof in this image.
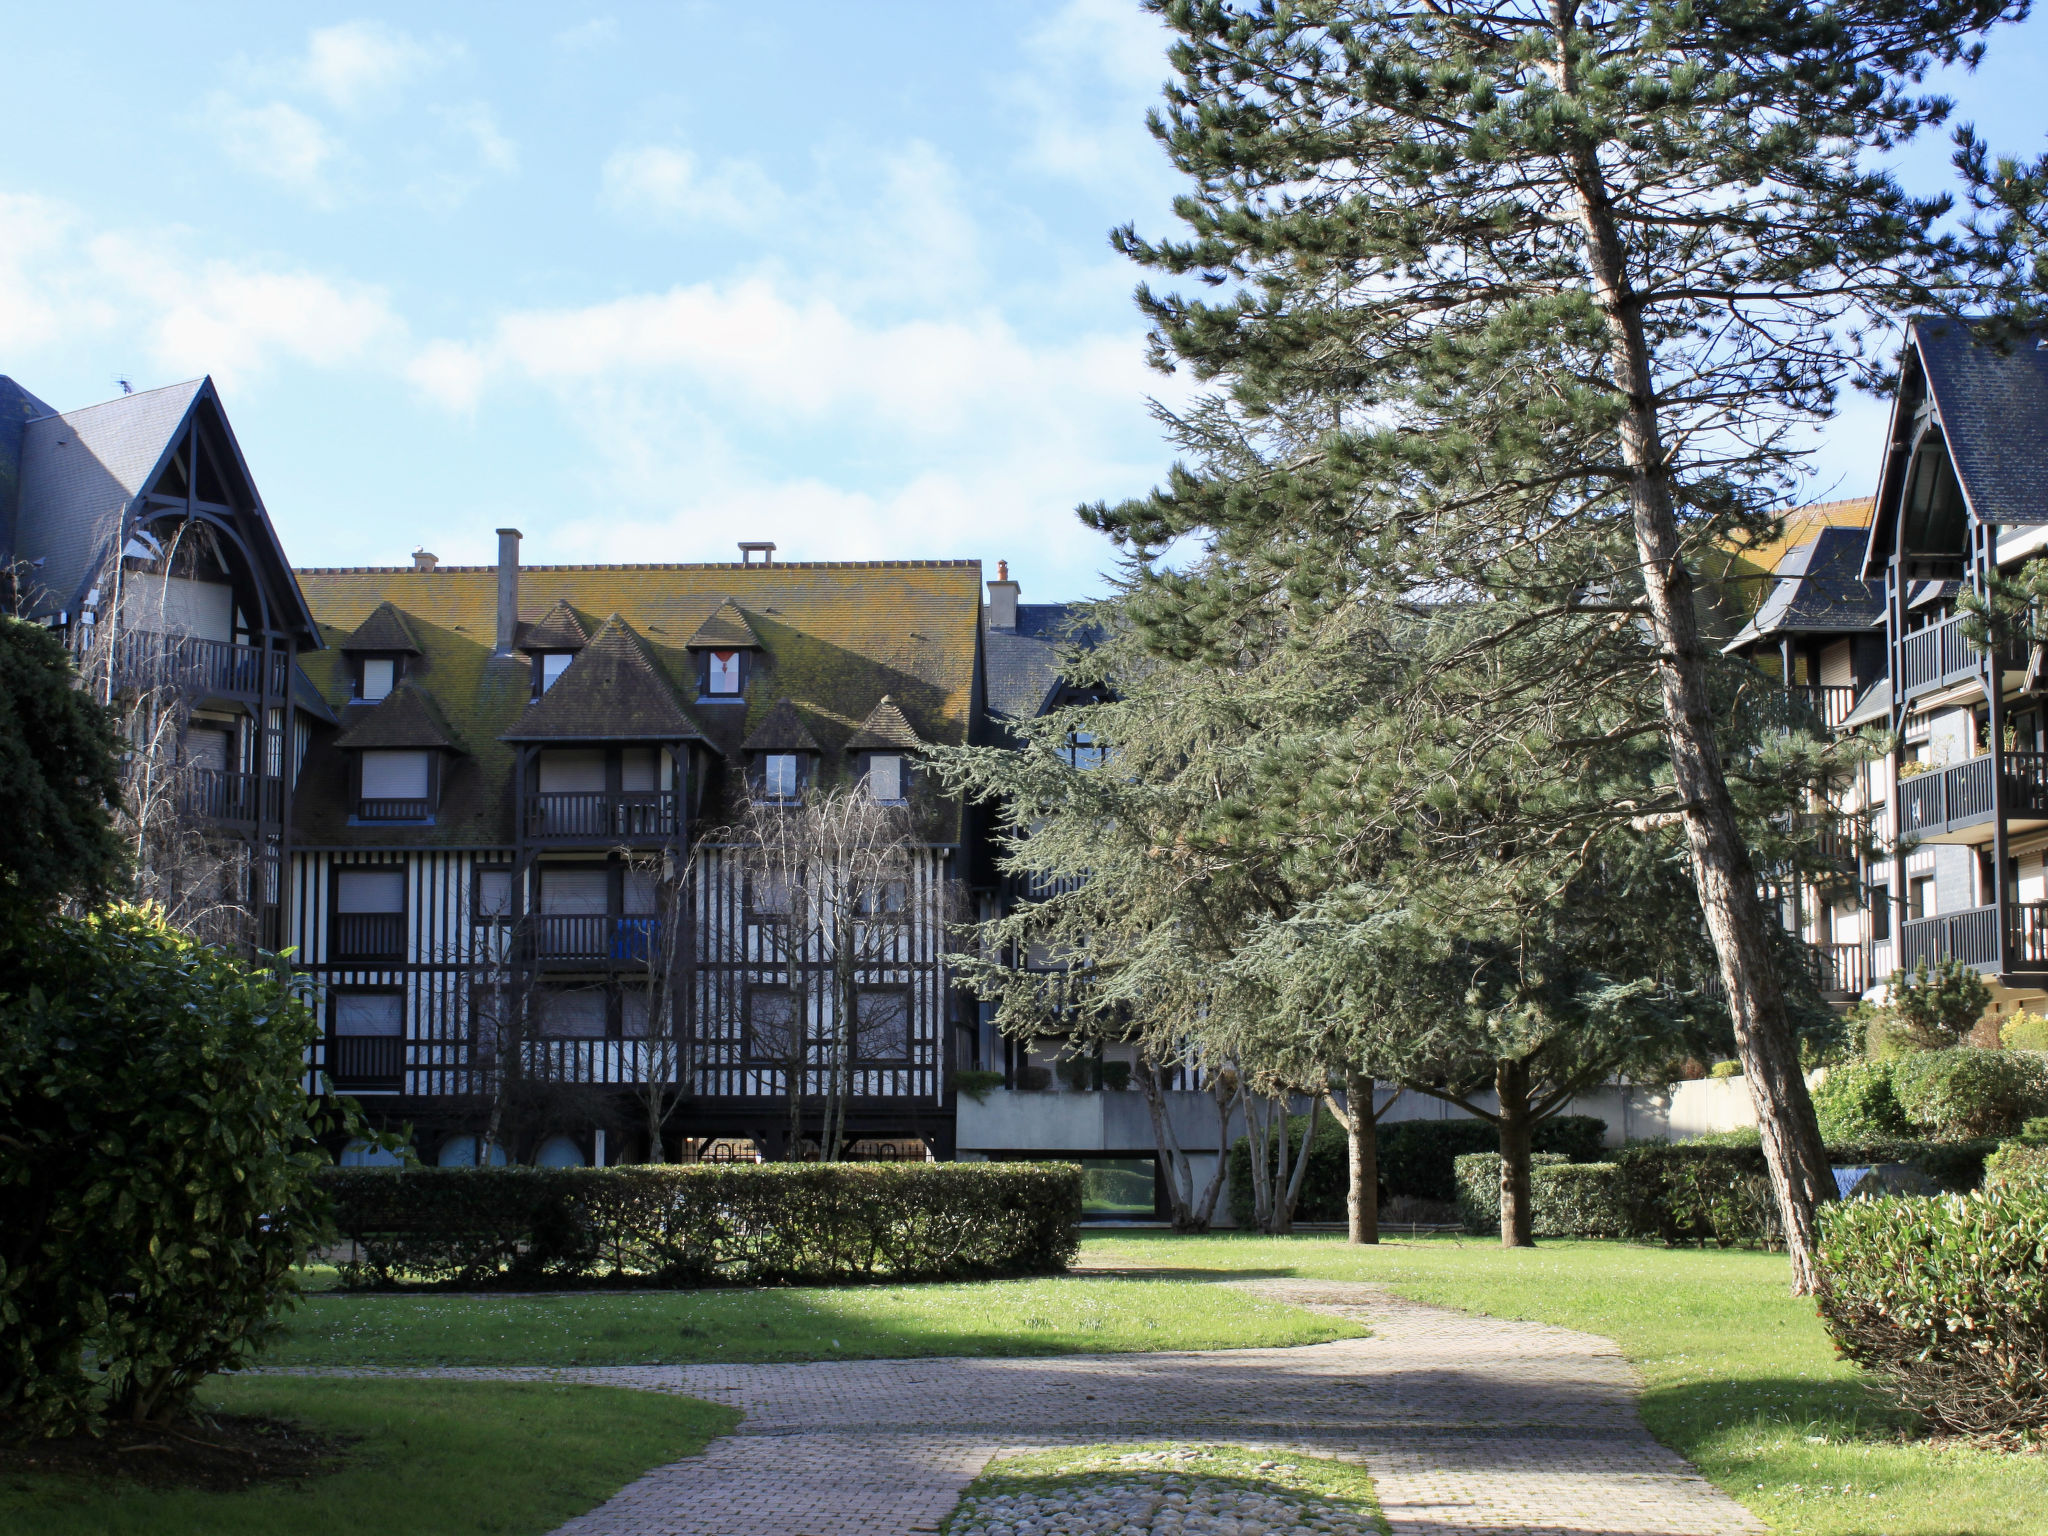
[502,614,704,742]
[291,560,982,847]
[332,679,463,751]
[339,600,423,653]
[686,597,761,649]
[846,695,924,751]
[741,697,824,752]
[516,597,592,652]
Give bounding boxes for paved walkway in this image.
[285,1279,1759,1536]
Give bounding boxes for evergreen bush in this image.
[0,907,341,1435]
[1815,1185,2048,1440]
[2000,1014,2048,1051]
[1812,1058,1912,1142]
[322,1161,1082,1289]
[1891,1049,2048,1140]
[1452,1154,1627,1236]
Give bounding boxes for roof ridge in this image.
[31,377,206,425]
[294,559,985,573]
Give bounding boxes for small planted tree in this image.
[1869,959,1993,1054]
[0,616,125,924]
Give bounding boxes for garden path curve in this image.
[279,1278,1760,1536]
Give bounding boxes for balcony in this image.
[112,630,289,699]
[333,912,406,962]
[1784,684,1859,731]
[530,914,663,967]
[1900,904,2002,971]
[356,797,432,823]
[178,767,282,825]
[1897,752,2048,842]
[328,1034,403,1092]
[523,791,680,844]
[1810,942,1867,997]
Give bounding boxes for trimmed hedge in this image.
[1454,1155,1623,1237]
[1613,1138,2002,1248]
[1816,1185,2048,1439]
[321,1162,1082,1289]
[1228,1112,1608,1225]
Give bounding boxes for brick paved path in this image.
[284,1279,1759,1536]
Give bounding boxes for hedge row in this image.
[1227,1112,1608,1226]
[1611,1138,2000,1248]
[1815,1184,2048,1439]
[1453,1154,1624,1237]
[319,1162,1082,1289]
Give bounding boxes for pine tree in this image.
[1092,0,2018,1290]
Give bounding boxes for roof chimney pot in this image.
[987,562,1019,632]
[738,541,777,565]
[413,548,439,571]
[495,528,522,654]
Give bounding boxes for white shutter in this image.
[869,754,902,801]
[541,869,609,915]
[621,748,658,791]
[475,869,512,919]
[361,657,395,701]
[538,750,605,792]
[360,751,429,799]
[540,990,608,1037]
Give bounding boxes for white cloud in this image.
[301,20,449,112]
[600,145,776,228]
[205,95,343,204]
[437,101,519,176]
[1009,0,1177,193]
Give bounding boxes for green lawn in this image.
[0,1378,737,1536]
[269,1274,1365,1367]
[1084,1233,2048,1536]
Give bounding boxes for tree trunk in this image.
[1556,21,1834,1291]
[1342,1068,1379,1245]
[1277,1092,1320,1234]
[1497,1057,1534,1249]
[1192,1072,1234,1227]
[1139,1055,1207,1231]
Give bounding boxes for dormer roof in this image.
[686,598,760,649]
[501,613,704,743]
[846,695,924,752]
[339,600,423,654]
[333,679,462,752]
[517,598,592,653]
[741,698,823,753]
[1721,523,1883,652]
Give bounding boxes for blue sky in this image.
[3,3,2045,600]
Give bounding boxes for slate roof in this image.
[1915,317,2048,527]
[0,376,57,566]
[741,698,824,752]
[1721,525,1884,652]
[340,600,423,653]
[686,597,761,649]
[289,560,983,847]
[984,602,1103,723]
[333,680,463,751]
[502,614,704,743]
[517,598,591,652]
[846,695,924,751]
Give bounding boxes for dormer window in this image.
[707,650,743,696]
[539,652,574,693]
[360,656,398,702]
[358,749,435,821]
[867,753,904,803]
[762,753,800,801]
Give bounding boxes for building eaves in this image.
[1915,316,2048,528]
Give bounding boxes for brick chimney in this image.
[495,528,521,654]
[413,548,439,571]
[987,559,1019,632]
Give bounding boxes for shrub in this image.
[1870,959,1993,1053]
[0,907,342,1434]
[1226,1112,1609,1226]
[1812,1058,1911,1142]
[1891,1049,2048,1140]
[953,1069,1006,1103]
[1453,1153,1558,1230]
[1984,1142,2048,1190]
[2000,1013,2048,1051]
[1815,1185,2048,1440]
[322,1162,1082,1289]
[1708,1059,1742,1078]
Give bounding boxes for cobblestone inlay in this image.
[271,1277,1762,1536]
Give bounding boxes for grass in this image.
[0,1378,737,1536]
[268,1274,1365,1367]
[1084,1232,2048,1536]
[942,1443,1387,1536]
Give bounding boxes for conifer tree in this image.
[1094,0,2018,1290]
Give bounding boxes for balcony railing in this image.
[357,797,432,822]
[178,767,281,824]
[1899,613,1978,699]
[328,1034,403,1091]
[1900,905,2002,971]
[2013,904,2048,968]
[1898,752,2048,839]
[1784,684,1860,731]
[523,791,679,842]
[333,912,406,962]
[530,914,663,966]
[111,630,288,699]
[1811,942,1867,997]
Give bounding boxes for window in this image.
[622,987,655,1039]
[360,656,396,701]
[752,872,793,916]
[1062,730,1106,769]
[335,992,404,1037]
[540,652,574,692]
[475,867,513,922]
[1908,875,1935,922]
[360,750,430,813]
[331,992,403,1090]
[540,867,609,915]
[1868,884,1892,942]
[707,650,743,695]
[335,869,405,960]
[868,754,903,802]
[858,880,908,917]
[747,989,798,1060]
[856,989,911,1062]
[539,989,608,1038]
[762,754,799,800]
[537,749,605,792]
